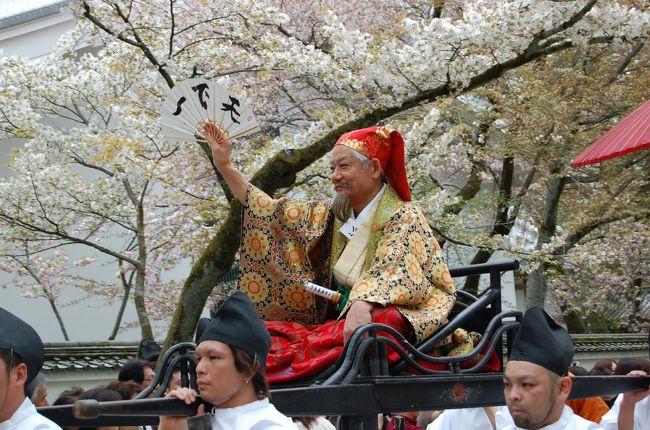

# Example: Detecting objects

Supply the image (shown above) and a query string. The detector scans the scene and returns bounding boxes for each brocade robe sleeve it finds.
[238,185,334,324]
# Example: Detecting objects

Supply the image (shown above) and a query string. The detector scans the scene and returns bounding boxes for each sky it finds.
[0,0,64,20]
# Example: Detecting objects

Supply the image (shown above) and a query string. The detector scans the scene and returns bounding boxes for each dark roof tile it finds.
[43,341,138,372]
[571,333,648,353]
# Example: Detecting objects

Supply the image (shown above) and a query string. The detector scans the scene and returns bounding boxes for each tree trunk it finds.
[525,262,548,309]
[462,249,494,296]
[19,251,71,341]
[525,172,566,308]
[563,309,586,333]
[134,201,154,340]
[463,156,514,295]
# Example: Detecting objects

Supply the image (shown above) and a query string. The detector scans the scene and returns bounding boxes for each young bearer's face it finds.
[195,340,250,408]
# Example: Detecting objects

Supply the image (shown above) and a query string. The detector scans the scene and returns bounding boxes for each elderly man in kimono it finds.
[203,124,456,383]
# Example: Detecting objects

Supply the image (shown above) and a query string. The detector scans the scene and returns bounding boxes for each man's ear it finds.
[12,363,28,388]
[244,361,260,384]
[251,358,261,378]
[557,376,572,402]
[370,158,382,178]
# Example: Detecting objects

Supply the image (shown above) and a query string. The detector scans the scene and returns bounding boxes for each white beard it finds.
[332,194,352,222]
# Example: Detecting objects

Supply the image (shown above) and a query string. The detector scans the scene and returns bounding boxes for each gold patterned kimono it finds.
[238,184,456,342]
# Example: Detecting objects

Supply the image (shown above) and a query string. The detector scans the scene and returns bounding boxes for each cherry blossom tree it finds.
[488,47,650,328]
[0,43,217,339]
[1,0,648,345]
[551,221,649,332]
[0,235,96,340]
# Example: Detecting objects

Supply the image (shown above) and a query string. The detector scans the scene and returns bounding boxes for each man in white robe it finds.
[494,308,603,430]
[159,293,296,430]
[427,407,500,430]
[0,307,61,430]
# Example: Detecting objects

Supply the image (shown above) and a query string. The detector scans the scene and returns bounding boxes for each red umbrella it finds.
[571,99,650,167]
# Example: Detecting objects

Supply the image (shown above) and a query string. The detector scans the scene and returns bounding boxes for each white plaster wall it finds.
[0,12,75,58]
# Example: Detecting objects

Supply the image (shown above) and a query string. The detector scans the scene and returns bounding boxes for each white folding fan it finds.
[160,78,260,143]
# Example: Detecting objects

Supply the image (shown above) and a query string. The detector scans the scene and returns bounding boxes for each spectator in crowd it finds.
[164,369,182,395]
[77,386,123,430]
[494,307,603,429]
[106,380,143,400]
[25,371,50,407]
[591,359,618,376]
[102,382,153,430]
[570,366,590,376]
[118,359,156,389]
[52,386,85,406]
[112,380,155,430]
[566,394,610,424]
[613,359,650,378]
[590,359,620,408]
[159,292,296,429]
[0,307,61,429]
[52,386,85,430]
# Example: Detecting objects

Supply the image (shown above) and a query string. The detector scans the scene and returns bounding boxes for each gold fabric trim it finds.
[375,126,395,140]
[337,132,390,158]
[336,138,371,158]
[364,185,403,269]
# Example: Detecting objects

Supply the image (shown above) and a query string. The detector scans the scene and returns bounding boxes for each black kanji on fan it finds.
[221,95,241,124]
[192,83,210,110]
[172,97,186,116]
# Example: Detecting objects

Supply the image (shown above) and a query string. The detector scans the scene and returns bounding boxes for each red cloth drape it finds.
[265,305,410,383]
[265,306,500,384]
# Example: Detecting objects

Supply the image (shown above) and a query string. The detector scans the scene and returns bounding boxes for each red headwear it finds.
[334,126,411,201]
